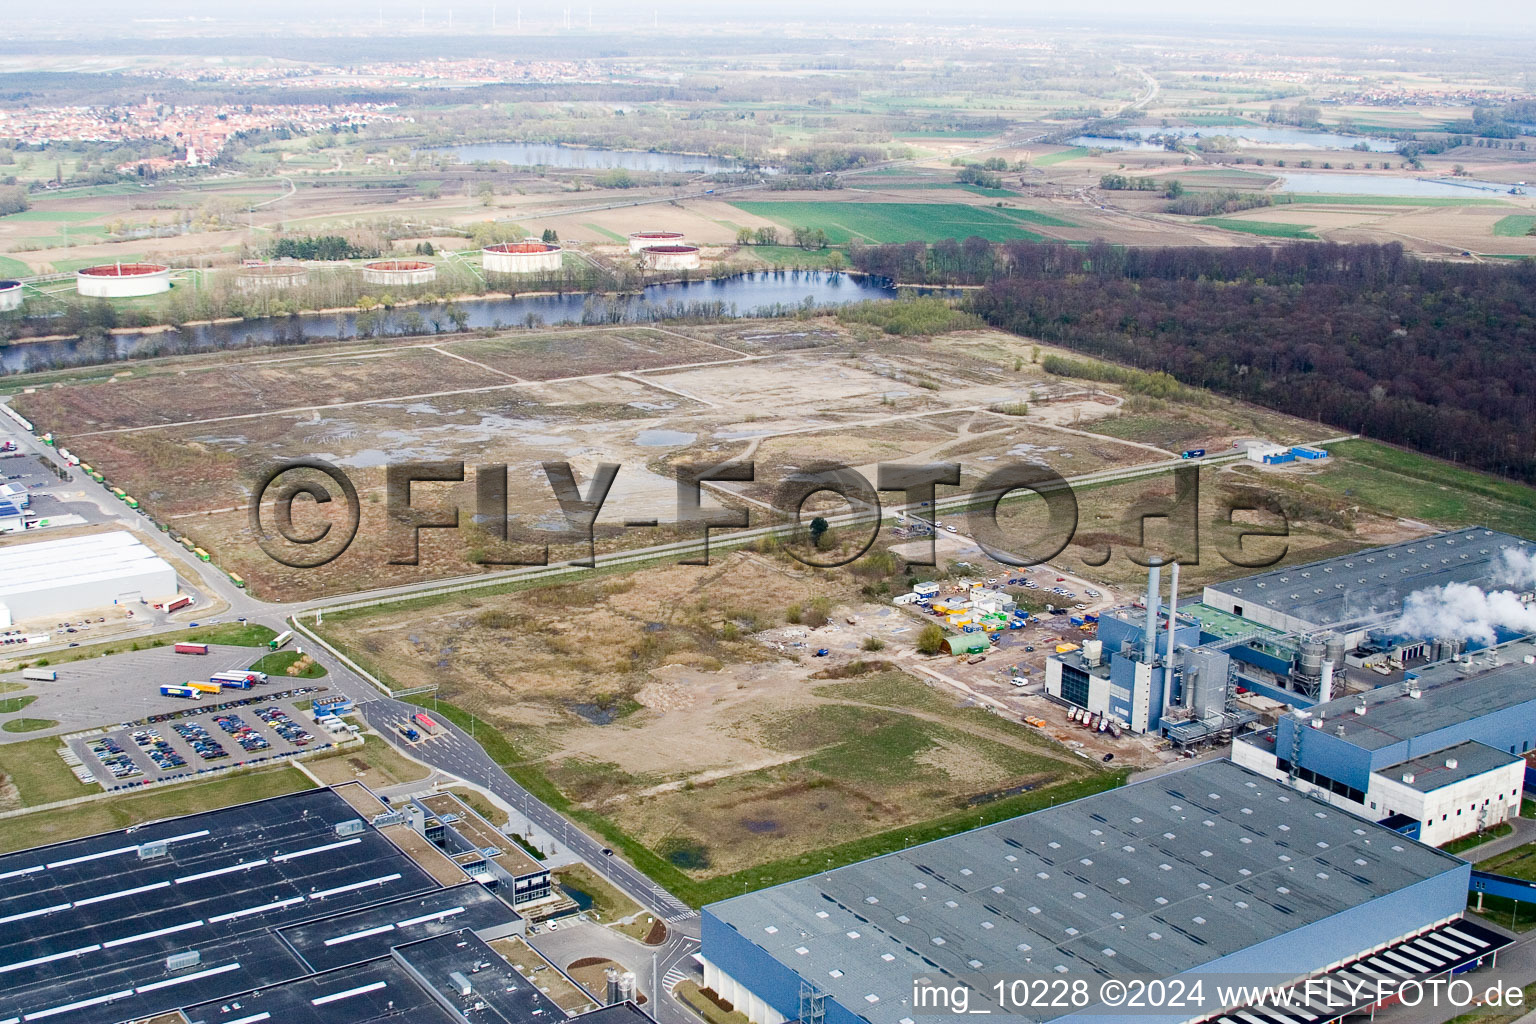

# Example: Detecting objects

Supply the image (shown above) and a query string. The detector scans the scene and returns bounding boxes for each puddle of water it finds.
[635,429,697,447]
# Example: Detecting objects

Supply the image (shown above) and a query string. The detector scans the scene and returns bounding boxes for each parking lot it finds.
[70,689,337,786]
[0,451,110,530]
[0,642,343,739]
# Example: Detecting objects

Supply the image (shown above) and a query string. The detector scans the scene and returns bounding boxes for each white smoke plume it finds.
[1394,581,1536,645]
[1501,547,1536,589]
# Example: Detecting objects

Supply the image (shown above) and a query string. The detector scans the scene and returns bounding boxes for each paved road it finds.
[528,918,702,1024]
[355,694,699,926]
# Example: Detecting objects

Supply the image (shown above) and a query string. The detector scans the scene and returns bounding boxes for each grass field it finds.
[1199,218,1318,239]
[1,718,58,733]
[0,695,37,715]
[249,649,328,678]
[1494,214,1536,237]
[0,255,33,277]
[306,734,429,788]
[11,622,278,670]
[0,765,314,853]
[1,210,100,222]
[582,223,628,243]
[731,201,1052,243]
[1032,147,1088,166]
[1311,439,1536,539]
[0,736,89,809]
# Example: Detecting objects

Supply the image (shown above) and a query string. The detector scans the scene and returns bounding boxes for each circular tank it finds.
[236,263,309,294]
[1322,632,1346,670]
[361,260,437,287]
[76,262,172,298]
[0,280,21,312]
[628,230,686,254]
[1296,637,1326,679]
[481,241,563,274]
[641,244,701,271]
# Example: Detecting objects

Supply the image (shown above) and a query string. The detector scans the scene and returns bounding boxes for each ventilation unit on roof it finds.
[167,950,201,971]
[372,810,405,827]
[1402,772,1416,784]
[335,818,365,837]
[1446,758,1459,770]
[137,840,169,860]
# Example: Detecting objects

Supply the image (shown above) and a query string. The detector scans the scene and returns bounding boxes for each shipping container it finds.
[174,642,210,655]
[188,681,222,694]
[22,668,57,682]
[269,630,294,651]
[160,685,200,699]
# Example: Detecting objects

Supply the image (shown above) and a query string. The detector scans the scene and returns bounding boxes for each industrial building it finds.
[1045,528,1536,747]
[0,785,649,1024]
[1233,636,1536,843]
[0,529,177,622]
[700,759,1507,1024]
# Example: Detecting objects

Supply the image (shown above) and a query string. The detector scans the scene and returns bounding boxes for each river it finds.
[422,141,747,174]
[2,271,926,373]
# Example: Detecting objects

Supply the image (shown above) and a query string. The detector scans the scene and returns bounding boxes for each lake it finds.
[1071,125,1398,153]
[1272,173,1520,197]
[4,272,931,373]
[424,141,745,173]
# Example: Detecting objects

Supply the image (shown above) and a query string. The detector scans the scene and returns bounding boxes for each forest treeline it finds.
[968,242,1536,482]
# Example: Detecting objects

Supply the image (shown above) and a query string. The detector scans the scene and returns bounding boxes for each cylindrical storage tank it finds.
[360,260,437,287]
[641,244,701,271]
[1296,637,1325,679]
[1322,631,1346,670]
[628,230,686,254]
[0,280,22,312]
[236,263,309,294]
[482,242,563,274]
[76,263,171,298]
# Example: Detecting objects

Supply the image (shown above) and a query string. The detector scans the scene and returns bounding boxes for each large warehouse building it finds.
[701,759,1508,1024]
[0,785,654,1024]
[0,530,177,623]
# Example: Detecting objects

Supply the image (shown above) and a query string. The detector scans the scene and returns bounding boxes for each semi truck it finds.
[188,681,222,694]
[412,712,439,735]
[174,642,210,655]
[161,685,201,699]
[22,668,57,682]
[269,630,294,651]
[397,723,421,742]
[211,672,256,689]
[166,596,192,613]
[228,573,246,589]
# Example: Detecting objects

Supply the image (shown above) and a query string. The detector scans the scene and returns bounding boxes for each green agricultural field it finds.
[1032,147,1088,166]
[731,201,1056,243]
[0,255,33,278]
[582,223,628,243]
[1198,218,1318,239]
[1,210,101,222]
[1310,439,1536,539]
[1494,215,1536,237]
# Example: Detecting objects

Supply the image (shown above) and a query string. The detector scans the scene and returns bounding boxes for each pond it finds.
[1071,125,1398,153]
[1272,173,1520,197]
[422,141,747,173]
[4,272,941,373]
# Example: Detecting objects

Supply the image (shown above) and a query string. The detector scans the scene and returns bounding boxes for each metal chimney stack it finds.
[1144,557,1162,661]
[1164,561,1180,711]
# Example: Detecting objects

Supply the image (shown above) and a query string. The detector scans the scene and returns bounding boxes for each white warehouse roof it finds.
[0,530,178,621]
